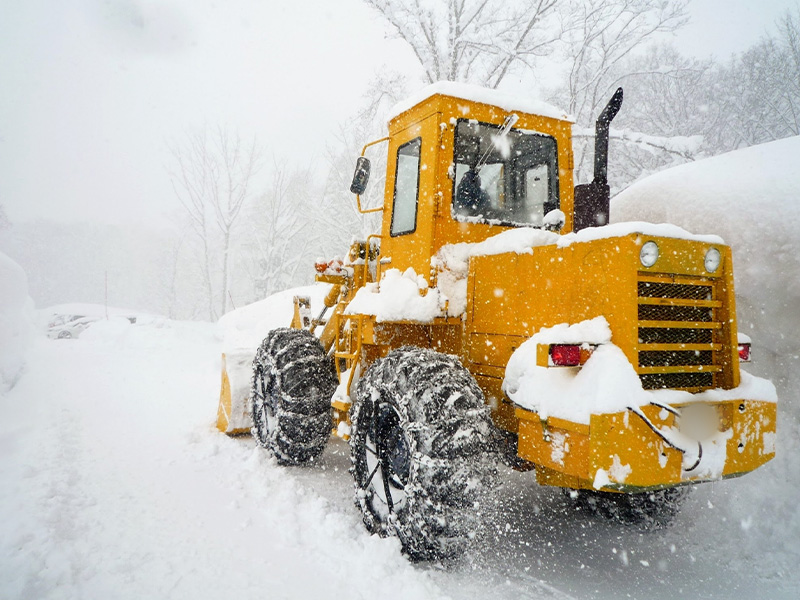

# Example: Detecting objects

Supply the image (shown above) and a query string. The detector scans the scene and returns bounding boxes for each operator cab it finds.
[351,82,576,282]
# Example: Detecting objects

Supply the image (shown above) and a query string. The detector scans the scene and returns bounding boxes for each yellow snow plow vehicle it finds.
[217,82,777,561]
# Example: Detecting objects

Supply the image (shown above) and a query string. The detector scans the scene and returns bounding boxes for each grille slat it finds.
[640,372,714,391]
[640,350,714,367]
[638,281,713,300]
[638,304,713,322]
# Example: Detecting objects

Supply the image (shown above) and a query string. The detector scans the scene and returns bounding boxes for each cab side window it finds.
[390,138,422,236]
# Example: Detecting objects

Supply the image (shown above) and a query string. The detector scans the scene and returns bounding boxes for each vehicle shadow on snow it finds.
[442,467,770,600]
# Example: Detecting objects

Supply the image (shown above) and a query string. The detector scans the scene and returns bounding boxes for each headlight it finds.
[705,248,721,273]
[640,241,659,267]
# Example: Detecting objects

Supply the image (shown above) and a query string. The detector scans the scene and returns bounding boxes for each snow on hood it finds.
[388,81,573,123]
[431,222,723,317]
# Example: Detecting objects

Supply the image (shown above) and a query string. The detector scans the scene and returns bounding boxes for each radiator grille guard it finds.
[637,275,723,391]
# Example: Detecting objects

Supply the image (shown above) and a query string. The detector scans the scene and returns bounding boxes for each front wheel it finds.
[350,347,498,561]
[250,328,336,466]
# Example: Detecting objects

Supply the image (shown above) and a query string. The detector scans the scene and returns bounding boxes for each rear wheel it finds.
[250,328,336,465]
[566,486,689,529]
[350,347,497,561]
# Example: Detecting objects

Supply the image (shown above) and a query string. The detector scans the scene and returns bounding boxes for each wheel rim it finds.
[363,402,410,514]
[252,366,278,445]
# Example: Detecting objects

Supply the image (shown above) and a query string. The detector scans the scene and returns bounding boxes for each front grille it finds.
[637,274,722,391]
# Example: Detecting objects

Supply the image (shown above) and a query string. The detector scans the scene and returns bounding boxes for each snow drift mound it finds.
[217,283,332,352]
[0,252,36,393]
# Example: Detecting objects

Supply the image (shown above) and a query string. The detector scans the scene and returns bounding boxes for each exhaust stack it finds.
[573,87,623,232]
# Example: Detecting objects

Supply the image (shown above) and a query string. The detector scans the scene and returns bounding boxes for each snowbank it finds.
[0,252,36,393]
[217,283,332,352]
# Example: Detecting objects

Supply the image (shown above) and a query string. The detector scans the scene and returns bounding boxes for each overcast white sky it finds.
[1,0,797,228]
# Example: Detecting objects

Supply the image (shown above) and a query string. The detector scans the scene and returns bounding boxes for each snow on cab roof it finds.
[388,81,573,123]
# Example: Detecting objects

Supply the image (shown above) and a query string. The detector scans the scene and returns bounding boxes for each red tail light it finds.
[738,343,751,362]
[550,344,582,367]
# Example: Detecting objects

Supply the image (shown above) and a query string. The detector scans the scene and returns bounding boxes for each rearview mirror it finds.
[350,157,371,195]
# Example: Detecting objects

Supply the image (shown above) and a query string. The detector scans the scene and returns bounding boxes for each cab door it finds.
[380,113,441,284]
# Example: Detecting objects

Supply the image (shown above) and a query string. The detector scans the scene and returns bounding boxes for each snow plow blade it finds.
[216,350,255,435]
[516,398,776,492]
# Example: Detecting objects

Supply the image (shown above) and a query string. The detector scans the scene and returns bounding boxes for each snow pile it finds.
[217,283,332,352]
[0,252,36,393]
[80,316,135,339]
[345,268,445,322]
[388,80,573,122]
[503,318,641,423]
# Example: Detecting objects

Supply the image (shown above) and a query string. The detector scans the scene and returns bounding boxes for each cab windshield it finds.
[452,119,559,227]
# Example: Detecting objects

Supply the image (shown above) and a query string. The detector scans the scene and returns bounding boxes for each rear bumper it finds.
[516,398,776,493]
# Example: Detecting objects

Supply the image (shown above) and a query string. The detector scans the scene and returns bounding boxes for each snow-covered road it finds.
[1,322,797,599]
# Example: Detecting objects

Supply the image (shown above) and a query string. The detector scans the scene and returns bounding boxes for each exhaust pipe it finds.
[573,87,623,232]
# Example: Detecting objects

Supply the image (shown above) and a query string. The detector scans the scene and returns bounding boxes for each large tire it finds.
[250,328,337,466]
[566,486,689,529]
[350,346,498,561]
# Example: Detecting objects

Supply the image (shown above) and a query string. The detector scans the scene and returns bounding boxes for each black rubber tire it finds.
[566,486,689,529]
[350,346,498,561]
[250,328,337,466]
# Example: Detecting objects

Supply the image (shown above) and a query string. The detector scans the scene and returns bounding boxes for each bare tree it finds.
[551,0,689,184]
[168,127,262,319]
[364,0,559,87]
[237,161,314,301]
[316,71,410,254]
[713,9,800,150]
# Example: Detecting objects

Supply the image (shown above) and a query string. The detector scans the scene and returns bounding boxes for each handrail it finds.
[366,234,384,284]
[355,137,390,215]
